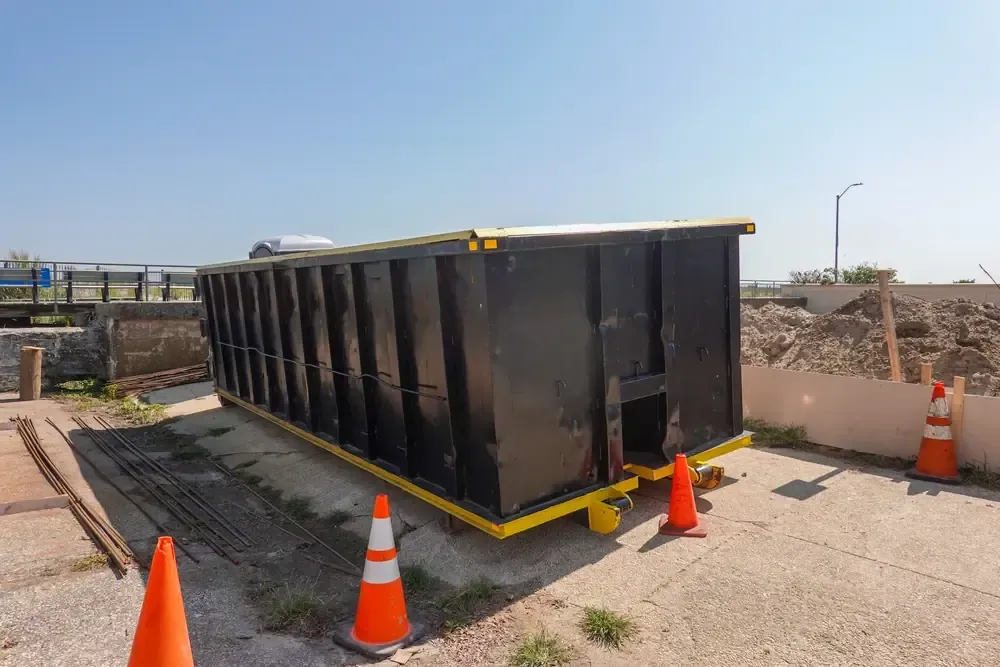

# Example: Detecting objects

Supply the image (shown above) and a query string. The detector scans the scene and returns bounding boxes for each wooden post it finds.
[952,376,966,453]
[877,270,902,382]
[19,346,43,401]
[920,362,932,386]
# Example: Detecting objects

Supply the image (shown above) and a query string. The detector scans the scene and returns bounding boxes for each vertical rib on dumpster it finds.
[224,272,254,404]
[300,265,339,441]
[241,271,269,409]
[362,260,408,475]
[725,237,744,434]
[259,269,289,418]
[201,275,228,392]
[206,274,237,393]
[275,268,312,429]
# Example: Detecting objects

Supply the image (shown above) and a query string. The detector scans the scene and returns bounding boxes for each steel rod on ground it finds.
[93,415,253,548]
[46,418,199,564]
[73,416,239,564]
[13,416,132,575]
[208,459,362,574]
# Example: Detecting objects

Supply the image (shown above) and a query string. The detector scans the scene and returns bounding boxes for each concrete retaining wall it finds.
[779,284,1000,314]
[743,365,1000,468]
[0,327,106,391]
[0,302,207,390]
[95,302,207,380]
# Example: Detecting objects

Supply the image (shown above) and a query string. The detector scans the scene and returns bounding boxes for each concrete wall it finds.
[779,283,1000,314]
[0,302,207,390]
[95,302,207,380]
[0,327,106,391]
[743,365,1000,468]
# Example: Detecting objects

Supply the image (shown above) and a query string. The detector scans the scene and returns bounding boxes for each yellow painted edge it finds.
[218,389,639,538]
[623,432,753,481]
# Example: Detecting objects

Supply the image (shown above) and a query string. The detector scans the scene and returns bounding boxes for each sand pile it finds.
[741,291,1000,396]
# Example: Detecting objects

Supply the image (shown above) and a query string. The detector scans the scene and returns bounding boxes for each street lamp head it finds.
[853,182,864,187]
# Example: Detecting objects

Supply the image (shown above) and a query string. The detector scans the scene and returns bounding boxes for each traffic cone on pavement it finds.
[127,537,194,667]
[334,494,424,659]
[658,453,708,538]
[906,382,961,484]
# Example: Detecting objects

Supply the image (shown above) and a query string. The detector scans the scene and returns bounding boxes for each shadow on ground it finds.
[57,389,747,665]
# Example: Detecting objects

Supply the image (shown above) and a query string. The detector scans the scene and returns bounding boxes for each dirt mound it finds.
[741,291,1000,396]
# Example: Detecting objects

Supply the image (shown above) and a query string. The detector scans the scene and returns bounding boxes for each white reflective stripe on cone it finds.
[362,556,401,585]
[367,517,395,551]
[923,424,953,440]
[928,398,950,418]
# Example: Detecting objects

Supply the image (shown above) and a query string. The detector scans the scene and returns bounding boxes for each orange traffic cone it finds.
[906,382,960,485]
[658,453,708,538]
[127,537,194,667]
[334,494,424,659]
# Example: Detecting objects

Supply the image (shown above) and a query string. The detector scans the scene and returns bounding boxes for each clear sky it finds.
[2,1,998,282]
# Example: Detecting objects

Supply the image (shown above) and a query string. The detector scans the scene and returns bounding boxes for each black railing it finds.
[0,260,199,305]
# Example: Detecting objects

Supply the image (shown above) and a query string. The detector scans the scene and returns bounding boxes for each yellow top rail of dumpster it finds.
[200,217,755,272]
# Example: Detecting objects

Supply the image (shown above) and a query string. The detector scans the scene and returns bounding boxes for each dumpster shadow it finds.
[62,398,752,664]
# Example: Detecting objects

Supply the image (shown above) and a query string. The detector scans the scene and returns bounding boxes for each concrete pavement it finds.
[4,383,1000,666]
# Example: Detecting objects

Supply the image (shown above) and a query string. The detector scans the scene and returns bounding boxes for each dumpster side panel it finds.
[223,272,254,405]
[258,269,289,418]
[599,243,665,475]
[394,256,458,497]
[201,275,228,392]
[662,236,737,451]
[274,268,312,428]
[240,271,269,409]
[487,247,599,516]
[299,266,340,441]
[450,254,501,515]
[361,260,408,475]
[324,265,371,455]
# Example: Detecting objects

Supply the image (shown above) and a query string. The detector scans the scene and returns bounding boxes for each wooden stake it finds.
[19,346,43,401]
[920,362,932,386]
[877,271,902,382]
[952,376,966,453]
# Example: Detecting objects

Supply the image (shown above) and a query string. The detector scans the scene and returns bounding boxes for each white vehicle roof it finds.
[250,235,335,258]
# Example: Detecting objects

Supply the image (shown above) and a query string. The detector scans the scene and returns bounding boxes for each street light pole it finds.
[834,182,863,282]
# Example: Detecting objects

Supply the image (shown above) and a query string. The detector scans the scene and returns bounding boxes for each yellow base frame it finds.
[623,431,754,481]
[217,389,639,539]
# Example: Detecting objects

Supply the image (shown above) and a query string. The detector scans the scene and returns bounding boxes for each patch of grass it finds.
[436,577,497,627]
[745,418,809,448]
[71,553,109,572]
[283,495,317,522]
[54,377,167,425]
[509,631,573,667]
[206,426,234,437]
[259,582,326,636]
[961,459,1000,490]
[401,565,440,597]
[114,398,168,425]
[579,607,635,650]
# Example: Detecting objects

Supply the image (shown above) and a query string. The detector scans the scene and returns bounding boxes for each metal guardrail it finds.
[0,260,199,305]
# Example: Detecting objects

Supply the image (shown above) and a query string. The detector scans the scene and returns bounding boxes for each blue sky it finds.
[2,1,998,282]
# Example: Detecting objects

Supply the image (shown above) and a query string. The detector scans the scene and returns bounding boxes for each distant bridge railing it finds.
[0,260,199,305]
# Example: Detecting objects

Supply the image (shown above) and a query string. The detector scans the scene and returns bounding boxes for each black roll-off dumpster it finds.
[197,218,755,537]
